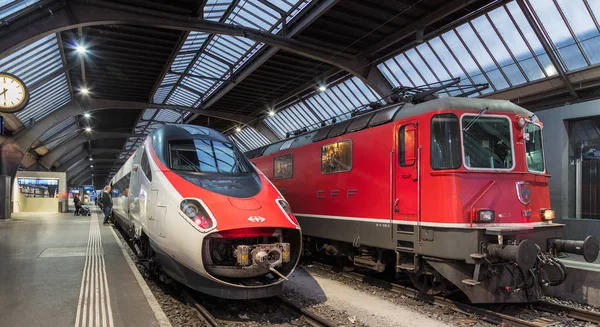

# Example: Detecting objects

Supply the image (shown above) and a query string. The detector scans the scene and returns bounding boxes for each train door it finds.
[394,122,419,220]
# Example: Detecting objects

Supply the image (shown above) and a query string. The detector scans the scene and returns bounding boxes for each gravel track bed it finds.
[300,264,489,327]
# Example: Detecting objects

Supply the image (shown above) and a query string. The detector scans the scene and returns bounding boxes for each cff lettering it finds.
[316,189,357,199]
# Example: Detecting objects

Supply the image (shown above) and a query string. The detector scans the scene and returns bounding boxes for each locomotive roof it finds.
[246,97,534,159]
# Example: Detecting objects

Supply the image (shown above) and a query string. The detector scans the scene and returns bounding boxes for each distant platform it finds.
[0,210,169,327]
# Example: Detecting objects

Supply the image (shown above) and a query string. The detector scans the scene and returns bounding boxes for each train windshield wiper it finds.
[463,107,488,132]
[174,150,201,173]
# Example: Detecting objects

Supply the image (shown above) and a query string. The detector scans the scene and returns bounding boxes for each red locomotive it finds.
[248,95,599,303]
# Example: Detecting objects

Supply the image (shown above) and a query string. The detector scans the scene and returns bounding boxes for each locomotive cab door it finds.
[394,123,419,220]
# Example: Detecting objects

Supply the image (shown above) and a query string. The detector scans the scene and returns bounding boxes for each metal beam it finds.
[360,0,479,57]
[12,98,258,154]
[186,0,341,122]
[39,132,141,169]
[516,0,578,98]
[1,0,393,98]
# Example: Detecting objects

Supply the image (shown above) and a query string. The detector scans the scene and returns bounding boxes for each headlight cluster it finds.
[541,208,555,221]
[474,209,495,223]
[180,199,215,231]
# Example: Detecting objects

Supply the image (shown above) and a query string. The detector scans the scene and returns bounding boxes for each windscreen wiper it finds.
[174,150,201,173]
[463,107,488,132]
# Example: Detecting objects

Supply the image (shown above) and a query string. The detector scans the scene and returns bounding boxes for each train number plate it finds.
[522,210,532,217]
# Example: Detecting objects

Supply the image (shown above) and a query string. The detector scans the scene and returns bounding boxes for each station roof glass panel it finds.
[0,34,71,125]
[0,0,40,21]
[377,0,599,97]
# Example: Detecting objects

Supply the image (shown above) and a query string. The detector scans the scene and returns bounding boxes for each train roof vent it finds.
[327,120,352,138]
[311,126,333,143]
[346,112,375,133]
[279,139,295,151]
[368,104,403,127]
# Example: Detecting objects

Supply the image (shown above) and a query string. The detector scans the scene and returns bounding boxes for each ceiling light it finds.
[84,113,91,118]
[89,157,93,161]
[268,110,275,116]
[318,85,327,92]
[80,88,89,95]
[90,165,94,168]
[235,126,242,132]
[85,127,92,132]
[76,45,87,54]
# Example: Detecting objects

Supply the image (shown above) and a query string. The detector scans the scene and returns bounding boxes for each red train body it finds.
[248,97,598,303]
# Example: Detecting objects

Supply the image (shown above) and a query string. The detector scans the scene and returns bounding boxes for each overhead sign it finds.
[17,178,59,185]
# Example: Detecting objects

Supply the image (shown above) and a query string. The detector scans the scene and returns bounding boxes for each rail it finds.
[180,288,221,327]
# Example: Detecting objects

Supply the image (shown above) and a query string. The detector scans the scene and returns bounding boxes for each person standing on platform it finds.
[100,186,113,226]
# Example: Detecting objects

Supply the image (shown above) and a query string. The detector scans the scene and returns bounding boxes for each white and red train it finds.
[109,124,301,299]
[248,97,599,303]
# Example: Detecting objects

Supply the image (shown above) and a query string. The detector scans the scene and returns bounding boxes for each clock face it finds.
[0,73,29,112]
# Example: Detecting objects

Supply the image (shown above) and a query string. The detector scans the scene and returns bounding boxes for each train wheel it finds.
[407,272,447,295]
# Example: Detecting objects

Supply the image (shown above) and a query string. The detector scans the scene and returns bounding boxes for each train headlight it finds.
[541,209,555,221]
[180,199,214,231]
[515,116,526,129]
[276,199,299,227]
[474,209,495,223]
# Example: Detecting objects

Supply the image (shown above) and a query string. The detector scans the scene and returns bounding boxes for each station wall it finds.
[536,98,600,240]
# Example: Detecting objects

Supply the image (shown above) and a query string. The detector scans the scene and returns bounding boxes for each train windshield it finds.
[525,123,545,172]
[168,139,252,174]
[462,115,513,169]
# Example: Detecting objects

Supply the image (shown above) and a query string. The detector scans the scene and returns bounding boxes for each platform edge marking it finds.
[109,225,173,327]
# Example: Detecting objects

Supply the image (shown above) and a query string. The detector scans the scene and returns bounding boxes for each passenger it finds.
[73,194,82,215]
[100,186,113,226]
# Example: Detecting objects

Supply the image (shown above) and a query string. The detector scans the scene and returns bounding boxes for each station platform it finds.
[0,209,170,327]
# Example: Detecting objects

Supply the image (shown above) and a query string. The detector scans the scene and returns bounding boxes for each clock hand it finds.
[0,88,6,97]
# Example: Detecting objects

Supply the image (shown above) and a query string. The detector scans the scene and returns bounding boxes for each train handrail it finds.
[430,170,550,177]
[468,180,496,228]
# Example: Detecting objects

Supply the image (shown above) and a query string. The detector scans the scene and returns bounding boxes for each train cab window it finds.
[431,114,461,169]
[321,140,352,174]
[399,124,416,166]
[168,139,252,174]
[274,153,293,179]
[525,123,545,172]
[462,115,514,170]
[140,148,152,181]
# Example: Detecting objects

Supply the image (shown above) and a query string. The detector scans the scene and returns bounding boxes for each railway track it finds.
[181,286,338,327]
[309,262,600,327]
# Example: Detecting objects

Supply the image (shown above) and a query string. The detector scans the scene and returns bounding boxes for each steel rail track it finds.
[181,288,221,327]
[276,295,339,327]
[309,262,599,327]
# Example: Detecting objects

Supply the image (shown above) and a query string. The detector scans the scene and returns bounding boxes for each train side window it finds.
[321,140,352,174]
[140,148,152,181]
[274,153,293,179]
[399,124,416,166]
[430,114,461,169]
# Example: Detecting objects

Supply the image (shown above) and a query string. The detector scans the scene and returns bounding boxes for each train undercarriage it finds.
[303,224,599,303]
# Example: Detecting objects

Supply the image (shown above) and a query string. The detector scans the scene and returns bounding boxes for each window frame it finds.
[398,123,417,167]
[140,147,153,181]
[273,153,293,179]
[524,122,546,173]
[430,113,462,170]
[320,139,353,174]
[459,113,516,171]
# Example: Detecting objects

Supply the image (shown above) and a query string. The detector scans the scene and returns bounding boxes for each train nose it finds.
[552,236,599,263]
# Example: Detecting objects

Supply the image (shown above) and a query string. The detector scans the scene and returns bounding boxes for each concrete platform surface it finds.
[0,209,169,327]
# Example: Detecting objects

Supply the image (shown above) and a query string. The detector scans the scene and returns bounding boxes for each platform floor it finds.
[0,209,169,327]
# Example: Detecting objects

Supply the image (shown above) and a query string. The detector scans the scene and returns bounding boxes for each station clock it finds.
[0,72,29,113]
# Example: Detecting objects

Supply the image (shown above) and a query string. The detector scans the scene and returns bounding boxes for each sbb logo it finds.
[248,216,266,223]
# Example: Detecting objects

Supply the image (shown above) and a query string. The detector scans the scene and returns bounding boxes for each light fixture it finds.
[268,110,275,116]
[80,88,89,95]
[84,112,91,118]
[89,157,93,161]
[318,85,327,92]
[235,126,242,132]
[85,127,92,132]
[90,165,94,168]
[76,45,87,54]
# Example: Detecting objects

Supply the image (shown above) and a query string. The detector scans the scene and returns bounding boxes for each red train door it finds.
[394,122,419,221]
